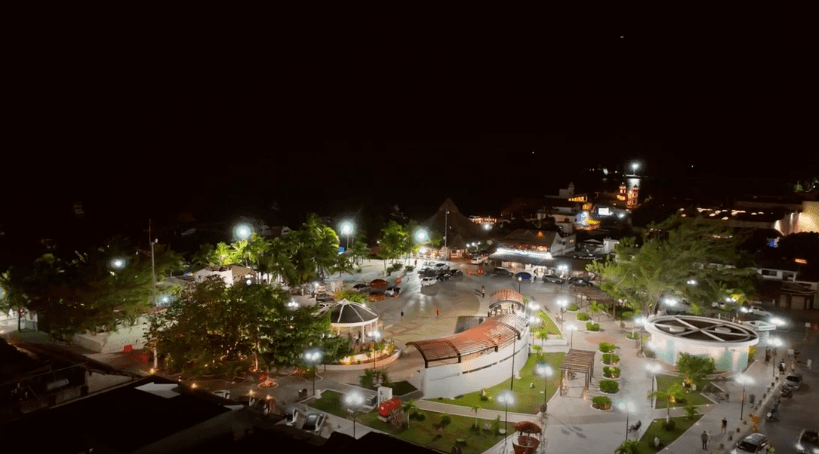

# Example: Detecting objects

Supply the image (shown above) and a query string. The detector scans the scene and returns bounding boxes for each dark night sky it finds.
[5,6,817,256]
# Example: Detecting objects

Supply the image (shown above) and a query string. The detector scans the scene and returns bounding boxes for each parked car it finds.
[433,263,450,271]
[236,395,271,416]
[284,407,300,426]
[212,390,230,400]
[302,412,326,435]
[493,267,513,276]
[448,269,463,277]
[796,429,819,454]
[784,374,803,391]
[470,256,486,265]
[742,305,772,317]
[352,284,370,292]
[315,293,335,303]
[385,286,401,297]
[568,276,591,287]
[436,271,451,281]
[514,271,533,281]
[732,433,769,454]
[421,276,437,286]
[542,275,565,285]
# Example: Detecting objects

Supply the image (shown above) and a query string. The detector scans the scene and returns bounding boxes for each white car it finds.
[302,412,326,435]
[744,320,776,332]
[421,276,437,286]
[742,305,772,317]
[470,256,486,265]
[212,390,230,400]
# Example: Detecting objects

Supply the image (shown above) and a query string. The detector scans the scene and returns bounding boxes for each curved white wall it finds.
[420,331,530,399]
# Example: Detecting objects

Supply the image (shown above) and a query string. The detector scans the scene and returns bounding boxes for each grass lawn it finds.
[358,408,507,454]
[635,415,703,453]
[654,375,713,408]
[435,353,564,413]
[540,313,560,335]
[308,389,349,418]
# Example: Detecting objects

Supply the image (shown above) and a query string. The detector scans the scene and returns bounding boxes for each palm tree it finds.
[536,329,548,350]
[588,301,606,322]
[614,440,639,454]
[471,404,481,429]
[401,400,419,427]
[649,382,685,422]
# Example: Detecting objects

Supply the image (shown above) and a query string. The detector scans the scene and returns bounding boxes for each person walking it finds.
[400,310,404,319]
[721,417,727,434]
[701,431,708,449]
[807,358,812,370]
[481,286,485,298]
[436,308,439,318]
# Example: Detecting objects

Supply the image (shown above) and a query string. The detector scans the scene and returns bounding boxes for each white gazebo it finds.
[644,315,759,374]
[328,300,380,343]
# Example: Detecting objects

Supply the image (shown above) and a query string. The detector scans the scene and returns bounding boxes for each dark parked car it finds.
[302,412,326,435]
[734,433,769,453]
[385,286,401,297]
[436,272,451,281]
[448,269,463,277]
[542,275,565,285]
[568,277,591,287]
[352,284,370,292]
[284,407,300,426]
[514,272,533,281]
[796,429,819,454]
[784,374,803,391]
[493,267,513,276]
[236,395,271,416]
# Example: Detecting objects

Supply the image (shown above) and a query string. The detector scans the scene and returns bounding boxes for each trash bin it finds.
[749,394,755,405]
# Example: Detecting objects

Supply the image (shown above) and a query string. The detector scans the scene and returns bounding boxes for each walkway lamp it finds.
[340,222,353,250]
[234,224,252,240]
[371,330,381,370]
[646,363,661,396]
[769,337,783,378]
[618,400,635,441]
[303,348,323,396]
[736,374,754,420]
[558,298,568,330]
[536,363,554,405]
[497,390,514,452]
[344,391,364,439]
[566,324,578,349]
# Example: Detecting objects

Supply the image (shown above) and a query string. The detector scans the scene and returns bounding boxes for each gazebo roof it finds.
[407,314,526,368]
[329,300,379,325]
[559,349,596,372]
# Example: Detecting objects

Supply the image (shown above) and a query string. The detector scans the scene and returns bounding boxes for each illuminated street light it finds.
[634,316,646,353]
[646,363,661,396]
[536,363,554,405]
[686,278,698,286]
[566,324,578,349]
[618,400,636,441]
[497,390,514,451]
[558,298,568,330]
[415,229,428,242]
[344,391,365,439]
[110,258,125,269]
[769,317,786,327]
[371,330,381,370]
[234,224,252,240]
[736,374,754,420]
[340,222,353,250]
[303,348,323,396]
[517,276,522,293]
[631,162,640,174]
[287,300,299,310]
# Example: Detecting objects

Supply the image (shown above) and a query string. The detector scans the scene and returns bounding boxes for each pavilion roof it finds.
[559,349,596,372]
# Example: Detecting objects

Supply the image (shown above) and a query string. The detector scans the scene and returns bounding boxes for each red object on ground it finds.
[370,279,389,288]
[378,397,402,416]
[123,345,133,353]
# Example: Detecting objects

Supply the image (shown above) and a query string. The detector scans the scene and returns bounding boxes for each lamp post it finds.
[303,348,323,396]
[736,374,753,420]
[634,316,646,354]
[234,224,252,240]
[498,390,514,452]
[769,337,782,378]
[618,400,635,441]
[371,330,381,370]
[631,162,640,175]
[110,258,125,269]
[340,222,353,251]
[344,391,364,439]
[558,298,568,330]
[566,324,577,349]
[646,363,661,397]
[536,363,554,405]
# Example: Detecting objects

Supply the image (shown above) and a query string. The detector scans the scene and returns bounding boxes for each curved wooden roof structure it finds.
[490,289,524,306]
[407,314,527,368]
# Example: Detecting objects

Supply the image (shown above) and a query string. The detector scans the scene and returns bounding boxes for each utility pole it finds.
[444,201,449,261]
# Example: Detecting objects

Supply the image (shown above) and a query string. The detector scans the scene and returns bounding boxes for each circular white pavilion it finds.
[644,315,759,374]
[328,300,380,342]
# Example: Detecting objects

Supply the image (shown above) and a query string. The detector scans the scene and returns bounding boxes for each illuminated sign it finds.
[795,258,807,264]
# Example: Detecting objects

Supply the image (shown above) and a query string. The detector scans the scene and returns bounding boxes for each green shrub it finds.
[393,263,403,272]
[663,419,676,431]
[411,411,425,421]
[599,380,619,394]
[586,322,600,331]
[491,415,501,434]
[577,312,590,321]
[625,331,640,340]
[440,413,451,427]
[405,266,415,272]
[567,303,579,311]
[684,401,700,420]
[592,396,612,410]
[602,353,620,365]
[603,366,621,378]
[599,342,616,353]
[480,389,489,401]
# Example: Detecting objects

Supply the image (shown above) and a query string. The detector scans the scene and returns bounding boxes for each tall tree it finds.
[278,214,345,288]
[649,383,685,423]
[675,353,716,387]
[377,220,409,273]
[588,214,756,316]
[0,268,29,331]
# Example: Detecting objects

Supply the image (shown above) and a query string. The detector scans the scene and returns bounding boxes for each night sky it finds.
[6,8,816,259]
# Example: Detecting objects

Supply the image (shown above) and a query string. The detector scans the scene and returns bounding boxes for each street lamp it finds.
[769,337,783,378]
[736,374,754,420]
[618,400,635,441]
[517,276,522,293]
[566,324,578,349]
[631,162,640,175]
[634,316,646,354]
[234,224,252,240]
[558,298,568,330]
[497,390,514,451]
[371,330,381,370]
[303,348,323,396]
[646,363,661,396]
[340,222,353,251]
[536,363,554,405]
[110,258,125,269]
[686,278,698,286]
[344,391,364,439]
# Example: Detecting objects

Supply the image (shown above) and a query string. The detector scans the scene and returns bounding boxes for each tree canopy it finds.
[587,214,756,315]
[675,353,716,386]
